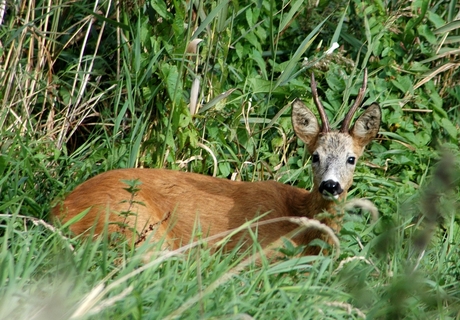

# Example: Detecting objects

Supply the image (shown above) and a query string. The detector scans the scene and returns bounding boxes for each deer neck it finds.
[297,186,348,221]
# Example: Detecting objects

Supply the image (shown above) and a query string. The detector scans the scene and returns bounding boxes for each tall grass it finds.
[0,0,459,318]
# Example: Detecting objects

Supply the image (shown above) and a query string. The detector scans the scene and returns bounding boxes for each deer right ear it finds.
[292,99,320,151]
[350,103,381,148]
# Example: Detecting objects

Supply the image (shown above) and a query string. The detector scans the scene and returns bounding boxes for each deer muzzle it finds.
[319,179,344,199]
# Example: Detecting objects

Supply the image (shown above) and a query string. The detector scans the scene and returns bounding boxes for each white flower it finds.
[325,42,339,55]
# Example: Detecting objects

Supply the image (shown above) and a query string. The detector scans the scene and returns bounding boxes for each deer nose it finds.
[319,180,344,197]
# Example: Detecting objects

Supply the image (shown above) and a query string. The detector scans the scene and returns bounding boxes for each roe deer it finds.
[52,70,381,256]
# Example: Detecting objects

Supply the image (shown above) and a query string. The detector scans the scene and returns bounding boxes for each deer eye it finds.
[312,154,320,163]
[347,156,356,165]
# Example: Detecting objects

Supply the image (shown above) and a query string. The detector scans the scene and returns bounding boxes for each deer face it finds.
[291,71,381,199]
[310,133,357,198]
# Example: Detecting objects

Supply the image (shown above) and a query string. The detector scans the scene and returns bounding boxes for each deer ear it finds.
[292,99,320,152]
[350,103,381,148]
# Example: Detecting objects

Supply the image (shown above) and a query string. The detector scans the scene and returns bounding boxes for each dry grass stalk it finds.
[334,256,380,275]
[0,214,74,251]
[323,301,366,319]
[342,198,379,223]
[73,214,339,317]
[71,286,134,318]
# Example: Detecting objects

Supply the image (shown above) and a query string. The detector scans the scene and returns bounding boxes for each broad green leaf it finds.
[150,0,173,20]
[178,112,191,128]
[440,118,459,140]
[218,162,231,177]
[427,10,446,28]
[250,49,267,79]
[391,75,413,94]
[248,78,286,94]
[405,0,428,32]
[160,64,182,105]
[417,24,437,44]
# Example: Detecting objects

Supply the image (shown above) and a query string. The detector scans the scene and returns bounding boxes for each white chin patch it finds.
[321,193,339,200]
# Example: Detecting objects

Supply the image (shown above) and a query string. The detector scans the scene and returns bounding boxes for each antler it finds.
[340,69,368,133]
[310,72,331,133]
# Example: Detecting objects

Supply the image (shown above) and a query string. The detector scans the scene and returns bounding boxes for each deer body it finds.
[52,71,381,256]
[58,168,338,253]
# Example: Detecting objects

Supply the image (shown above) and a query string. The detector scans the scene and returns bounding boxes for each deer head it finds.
[292,70,381,199]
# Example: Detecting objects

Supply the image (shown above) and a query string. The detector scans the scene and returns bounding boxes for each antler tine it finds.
[310,72,331,133]
[340,69,368,133]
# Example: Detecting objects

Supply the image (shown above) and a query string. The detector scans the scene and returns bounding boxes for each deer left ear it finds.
[350,103,381,148]
[292,99,321,153]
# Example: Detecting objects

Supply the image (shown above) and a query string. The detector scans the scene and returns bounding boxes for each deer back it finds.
[53,168,320,250]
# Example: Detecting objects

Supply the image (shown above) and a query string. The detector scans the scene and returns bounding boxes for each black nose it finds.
[319,180,343,196]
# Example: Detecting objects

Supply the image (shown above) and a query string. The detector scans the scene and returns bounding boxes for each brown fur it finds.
[52,168,339,254]
[52,98,381,257]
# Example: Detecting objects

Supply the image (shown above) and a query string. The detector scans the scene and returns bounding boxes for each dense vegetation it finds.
[0,0,459,318]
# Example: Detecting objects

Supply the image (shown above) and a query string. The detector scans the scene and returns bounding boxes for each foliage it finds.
[0,0,459,318]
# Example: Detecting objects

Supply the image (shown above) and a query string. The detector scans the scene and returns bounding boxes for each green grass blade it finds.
[274,16,329,88]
